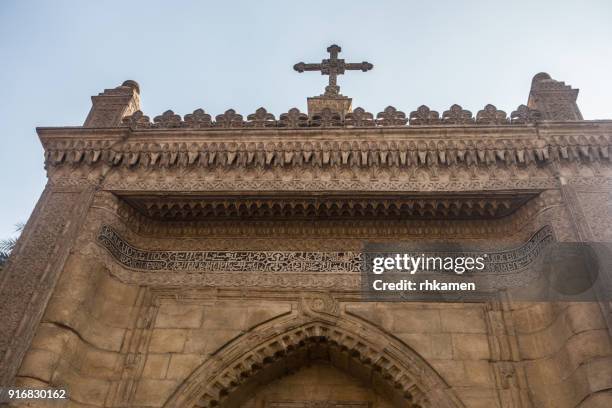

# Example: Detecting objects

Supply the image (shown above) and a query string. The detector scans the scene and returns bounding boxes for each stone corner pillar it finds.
[0,184,96,387]
[527,72,583,120]
[83,80,141,127]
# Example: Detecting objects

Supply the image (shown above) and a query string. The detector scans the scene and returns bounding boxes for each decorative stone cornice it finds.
[39,125,612,171]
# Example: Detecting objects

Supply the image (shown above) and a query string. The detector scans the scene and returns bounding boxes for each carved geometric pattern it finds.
[409,105,441,125]
[476,104,509,125]
[345,107,374,127]
[247,107,276,128]
[442,104,474,124]
[376,106,407,126]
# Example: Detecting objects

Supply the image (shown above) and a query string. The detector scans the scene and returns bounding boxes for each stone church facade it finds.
[0,48,611,407]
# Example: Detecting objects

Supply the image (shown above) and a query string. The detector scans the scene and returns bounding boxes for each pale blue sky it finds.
[1,0,611,239]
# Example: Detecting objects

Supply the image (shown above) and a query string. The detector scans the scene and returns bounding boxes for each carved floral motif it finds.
[118,102,576,129]
[345,107,374,127]
[183,109,212,128]
[510,105,542,124]
[376,106,407,126]
[121,110,151,129]
[278,108,309,128]
[476,104,509,125]
[247,107,276,128]
[215,109,244,128]
[409,105,441,125]
[153,110,182,128]
[442,104,474,124]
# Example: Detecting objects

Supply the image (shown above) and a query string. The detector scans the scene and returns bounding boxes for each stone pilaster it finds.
[0,184,96,386]
[527,72,582,120]
[83,80,141,127]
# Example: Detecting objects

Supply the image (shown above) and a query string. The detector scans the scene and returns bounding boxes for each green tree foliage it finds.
[0,223,24,271]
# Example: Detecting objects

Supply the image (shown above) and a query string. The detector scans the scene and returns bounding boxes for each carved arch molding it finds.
[162,312,464,408]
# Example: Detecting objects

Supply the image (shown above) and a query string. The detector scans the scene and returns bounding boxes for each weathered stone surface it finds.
[148,329,188,354]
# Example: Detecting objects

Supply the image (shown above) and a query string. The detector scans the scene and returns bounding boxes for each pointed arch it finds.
[163,313,464,408]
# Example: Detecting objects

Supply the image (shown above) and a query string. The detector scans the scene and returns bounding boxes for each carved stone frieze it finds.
[40,131,612,174]
[97,225,362,274]
[95,224,554,291]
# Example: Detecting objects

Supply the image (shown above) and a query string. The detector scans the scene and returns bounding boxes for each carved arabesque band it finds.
[95,224,556,294]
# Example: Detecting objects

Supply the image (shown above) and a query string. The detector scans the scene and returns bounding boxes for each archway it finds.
[163,310,464,408]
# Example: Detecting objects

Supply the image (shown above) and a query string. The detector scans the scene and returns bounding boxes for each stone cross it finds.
[294,44,373,97]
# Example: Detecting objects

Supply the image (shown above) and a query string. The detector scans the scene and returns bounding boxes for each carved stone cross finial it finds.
[294,44,373,97]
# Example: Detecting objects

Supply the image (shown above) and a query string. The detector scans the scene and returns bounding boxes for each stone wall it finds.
[8,185,611,407]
